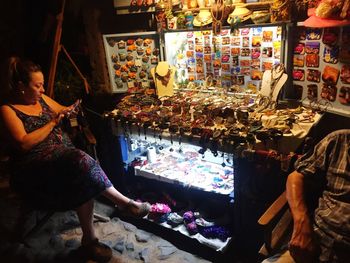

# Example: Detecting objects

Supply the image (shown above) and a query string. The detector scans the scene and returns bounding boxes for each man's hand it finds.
[289,215,316,263]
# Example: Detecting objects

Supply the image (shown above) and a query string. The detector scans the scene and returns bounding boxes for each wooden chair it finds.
[257,190,292,258]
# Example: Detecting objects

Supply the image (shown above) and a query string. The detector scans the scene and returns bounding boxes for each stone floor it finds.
[0,171,261,263]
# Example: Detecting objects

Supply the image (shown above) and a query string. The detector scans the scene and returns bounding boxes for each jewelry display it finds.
[155,64,173,86]
[210,0,224,35]
[269,63,285,98]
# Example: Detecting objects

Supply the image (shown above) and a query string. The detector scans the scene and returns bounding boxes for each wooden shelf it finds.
[175,1,273,13]
[114,1,274,15]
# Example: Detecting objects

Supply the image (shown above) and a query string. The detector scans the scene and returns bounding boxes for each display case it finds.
[115,131,235,251]
[104,87,321,252]
[292,26,350,117]
[103,31,161,93]
[163,24,286,92]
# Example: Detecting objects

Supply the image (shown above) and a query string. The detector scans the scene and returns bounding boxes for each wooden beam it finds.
[46,0,66,98]
[61,45,90,94]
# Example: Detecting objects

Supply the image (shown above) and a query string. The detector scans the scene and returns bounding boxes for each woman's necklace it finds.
[155,65,172,86]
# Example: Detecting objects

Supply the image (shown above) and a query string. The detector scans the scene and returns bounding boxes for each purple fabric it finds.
[150,203,171,214]
[183,211,195,224]
[185,221,198,235]
[199,226,230,241]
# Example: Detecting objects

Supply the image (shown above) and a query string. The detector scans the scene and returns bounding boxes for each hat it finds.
[227,4,252,24]
[303,0,350,28]
[193,10,213,27]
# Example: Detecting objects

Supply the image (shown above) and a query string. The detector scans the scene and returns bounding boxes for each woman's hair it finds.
[8,57,42,88]
[0,57,42,104]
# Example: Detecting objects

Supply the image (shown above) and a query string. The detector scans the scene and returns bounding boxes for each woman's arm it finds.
[0,105,63,152]
[42,94,67,114]
[286,171,316,263]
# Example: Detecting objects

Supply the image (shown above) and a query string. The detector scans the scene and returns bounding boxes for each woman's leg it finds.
[101,186,150,217]
[76,199,113,261]
[101,186,130,207]
[76,199,97,245]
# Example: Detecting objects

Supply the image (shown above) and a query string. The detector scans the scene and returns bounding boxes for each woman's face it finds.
[23,71,45,104]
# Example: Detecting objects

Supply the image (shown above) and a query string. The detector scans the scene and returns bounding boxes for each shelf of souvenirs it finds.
[115,1,274,15]
[162,21,287,32]
[172,1,274,13]
[173,85,258,97]
[105,90,322,154]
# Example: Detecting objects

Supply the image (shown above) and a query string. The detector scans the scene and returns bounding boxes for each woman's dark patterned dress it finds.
[9,98,112,211]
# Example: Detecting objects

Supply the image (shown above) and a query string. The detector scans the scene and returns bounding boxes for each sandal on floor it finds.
[119,199,151,218]
[78,239,112,263]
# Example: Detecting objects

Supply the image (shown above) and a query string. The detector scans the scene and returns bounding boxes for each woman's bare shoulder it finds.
[0,105,17,123]
[0,104,12,113]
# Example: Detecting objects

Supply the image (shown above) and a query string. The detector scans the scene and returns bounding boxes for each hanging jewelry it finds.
[211,0,224,35]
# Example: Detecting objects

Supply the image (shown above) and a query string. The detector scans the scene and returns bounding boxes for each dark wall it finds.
[0,0,154,85]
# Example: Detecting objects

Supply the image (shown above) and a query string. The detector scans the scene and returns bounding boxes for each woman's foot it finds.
[119,199,151,218]
[79,239,112,262]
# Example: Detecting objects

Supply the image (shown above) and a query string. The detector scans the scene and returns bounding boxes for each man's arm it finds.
[286,170,316,263]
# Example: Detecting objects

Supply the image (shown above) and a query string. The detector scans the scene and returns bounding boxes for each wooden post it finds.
[61,45,90,94]
[46,0,66,98]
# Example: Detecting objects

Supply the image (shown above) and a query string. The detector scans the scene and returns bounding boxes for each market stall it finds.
[100,0,348,255]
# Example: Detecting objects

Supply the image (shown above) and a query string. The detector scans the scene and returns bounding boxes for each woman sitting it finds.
[0,57,150,262]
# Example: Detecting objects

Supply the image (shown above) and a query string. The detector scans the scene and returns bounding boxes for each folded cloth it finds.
[167,212,183,227]
[199,226,231,241]
[183,211,196,224]
[150,203,172,214]
[184,221,198,235]
[195,217,215,227]
[148,203,172,223]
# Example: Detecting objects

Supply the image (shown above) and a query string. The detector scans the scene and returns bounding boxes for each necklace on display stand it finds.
[211,0,224,35]
[155,64,172,86]
[269,63,285,98]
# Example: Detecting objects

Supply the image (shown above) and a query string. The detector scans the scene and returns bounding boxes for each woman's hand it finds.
[60,99,81,117]
[52,112,65,126]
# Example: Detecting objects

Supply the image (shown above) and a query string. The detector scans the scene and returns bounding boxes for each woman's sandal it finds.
[119,199,151,218]
[78,239,112,263]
